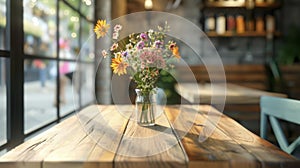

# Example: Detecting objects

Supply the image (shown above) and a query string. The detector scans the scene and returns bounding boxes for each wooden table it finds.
[175,83,288,123]
[175,83,287,104]
[0,105,298,168]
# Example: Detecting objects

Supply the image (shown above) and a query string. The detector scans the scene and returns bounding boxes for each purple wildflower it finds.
[140,33,148,40]
[137,41,145,49]
[122,51,128,57]
[154,40,163,48]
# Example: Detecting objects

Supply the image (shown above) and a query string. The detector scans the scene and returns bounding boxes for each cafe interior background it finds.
[0,0,300,158]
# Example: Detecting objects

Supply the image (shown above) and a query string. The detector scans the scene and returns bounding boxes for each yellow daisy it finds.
[94,20,110,39]
[111,56,128,76]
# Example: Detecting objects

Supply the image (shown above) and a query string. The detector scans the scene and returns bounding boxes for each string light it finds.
[144,0,153,10]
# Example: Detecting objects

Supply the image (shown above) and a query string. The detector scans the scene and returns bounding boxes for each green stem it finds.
[140,102,148,123]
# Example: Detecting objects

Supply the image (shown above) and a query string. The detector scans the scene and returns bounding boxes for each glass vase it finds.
[135,89,156,126]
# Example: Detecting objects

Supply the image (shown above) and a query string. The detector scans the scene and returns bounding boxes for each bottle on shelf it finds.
[201,0,280,37]
[236,15,245,33]
[227,14,236,33]
[266,14,275,33]
[255,15,264,32]
[216,13,226,34]
[205,13,216,32]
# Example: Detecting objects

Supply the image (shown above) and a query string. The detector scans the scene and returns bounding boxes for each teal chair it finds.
[260,96,300,154]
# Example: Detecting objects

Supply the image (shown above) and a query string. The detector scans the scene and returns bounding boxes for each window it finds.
[0,0,6,50]
[81,19,94,62]
[80,0,94,21]
[79,18,94,106]
[1,0,95,151]
[65,0,79,9]
[59,2,79,60]
[23,0,59,135]
[23,0,57,57]
[59,60,78,116]
[79,62,94,106]
[0,58,7,146]
[0,0,7,148]
[22,0,95,135]
[24,59,57,133]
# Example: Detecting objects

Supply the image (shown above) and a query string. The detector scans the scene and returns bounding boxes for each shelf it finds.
[255,2,281,9]
[204,1,245,8]
[203,1,281,9]
[205,31,281,37]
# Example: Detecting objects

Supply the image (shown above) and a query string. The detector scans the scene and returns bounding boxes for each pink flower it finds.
[154,40,163,48]
[139,49,166,69]
[114,24,122,32]
[110,43,118,51]
[137,41,145,49]
[112,32,119,40]
[101,50,108,58]
[140,33,148,40]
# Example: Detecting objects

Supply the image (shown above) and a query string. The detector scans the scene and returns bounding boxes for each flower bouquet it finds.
[94,19,180,126]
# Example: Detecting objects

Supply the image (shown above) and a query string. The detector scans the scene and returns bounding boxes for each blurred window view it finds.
[59,1,79,60]
[65,0,79,9]
[24,59,57,133]
[59,61,78,116]
[81,19,94,62]
[0,0,7,146]
[23,0,57,57]
[21,0,95,135]
[0,0,6,50]
[80,63,94,106]
[0,58,7,145]
[80,0,94,21]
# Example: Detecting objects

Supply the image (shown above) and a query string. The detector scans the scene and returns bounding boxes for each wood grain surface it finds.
[0,105,298,168]
[175,83,287,104]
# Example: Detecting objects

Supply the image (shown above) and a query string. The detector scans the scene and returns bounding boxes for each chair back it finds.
[260,96,300,154]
